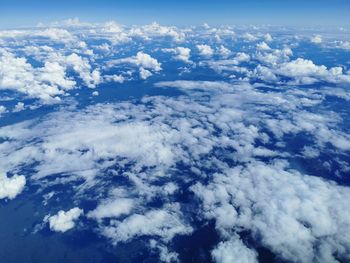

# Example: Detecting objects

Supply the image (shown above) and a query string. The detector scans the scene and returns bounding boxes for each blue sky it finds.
[0,0,349,28]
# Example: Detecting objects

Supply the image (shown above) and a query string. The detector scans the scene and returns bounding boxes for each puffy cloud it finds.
[107,52,162,78]
[0,172,26,200]
[88,198,134,220]
[101,204,192,244]
[264,33,273,42]
[192,161,350,263]
[255,57,350,85]
[242,32,257,41]
[130,22,185,42]
[197,44,214,57]
[162,47,192,63]
[0,49,74,102]
[0,105,6,115]
[13,102,25,112]
[63,53,101,88]
[276,58,350,84]
[139,67,153,79]
[218,45,231,58]
[310,34,322,44]
[199,52,250,73]
[46,207,83,233]
[212,238,258,263]
[256,41,271,50]
[104,74,125,83]
[34,28,75,43]
[0,48,103,101]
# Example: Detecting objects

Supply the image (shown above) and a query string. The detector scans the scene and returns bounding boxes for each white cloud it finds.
[47,207,83,233]
[0,49,74,102]
[192,160,350,263]
[88,198,134,220]
[13,102,25,112]
[0,105,6,115]
[130,22,185,42]
[139,67,153,79]
[264,33,273,42]
[256,41,271,50]
[162,47,192,63]
[107,51,162,74]
[102,204,192,244]
[218,45,231,58]
[310,35,322,44]
[212,237,258,263]
[104,74,125,83]
[242,32,257,41]
[197,44,214,57]
[0,172,26,200]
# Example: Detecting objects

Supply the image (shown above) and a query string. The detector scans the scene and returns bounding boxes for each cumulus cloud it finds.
[46,207,83,233]
[218,45,231,58]
[107,52,162,79]
[197,44,214,57]
[192,160,350,263]
[0,172,26,200]
[212,237,258,263]
[88,198,134,220]
[310,34,322,44]
[162,47,192,63]
[130,22,185,42]
[101,204,192,244]
[139,67,153,79]
[256,41,271,50]
[13,102,25,112]
[0,49,74,102]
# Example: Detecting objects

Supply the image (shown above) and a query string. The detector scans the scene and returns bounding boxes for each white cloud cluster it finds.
[310,34,322,44]
[107,51,162,79]
[212,237,258,263]
[88,198,134,220]
[102,204,192,244]
[130,22,185,42]
[0,48,102,102]
[162,47,192,63]
[46,207,83,233]
[192,160,350,263]
[0,49,74,102]
[197,44,214,57]
[0,172,26,200]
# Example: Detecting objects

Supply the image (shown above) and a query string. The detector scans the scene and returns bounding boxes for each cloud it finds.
[242,32,257,41]
[0,49,74,102]
[218,45,231,58]
[107,52,162,78]
[1,21,350,261]
[197,44,214,57]
[310,35,322,44]
[46,207,83,233]
[101,204,192,244]
[13,102,25,112]
[130,22,185,42]
[0,172,26,200]
[192,160,350,263]
[212,237,258,263]
[256,41,271,50]
[88,198,134,220]
[139,67,153,79]
[162,47,192,63]
[264,33,273,42]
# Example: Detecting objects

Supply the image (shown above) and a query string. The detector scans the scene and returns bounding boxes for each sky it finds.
[0,0,349,28]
